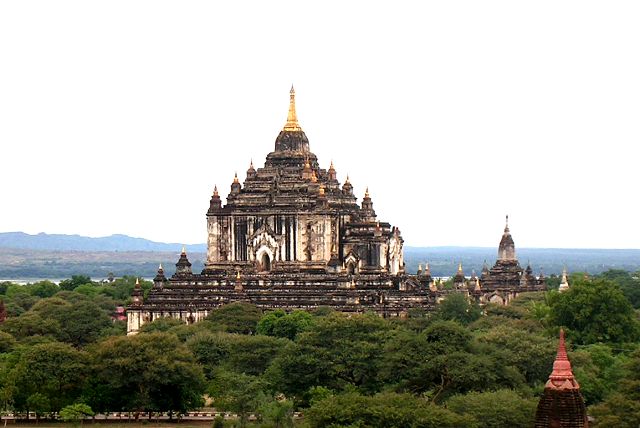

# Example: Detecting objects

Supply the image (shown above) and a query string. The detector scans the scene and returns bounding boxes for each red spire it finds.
[546,329,580,390]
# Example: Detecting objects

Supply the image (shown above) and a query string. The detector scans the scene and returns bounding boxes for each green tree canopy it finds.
[205,302,262,334]
[257,309,315,340]
[446,389,537,428]
[435,293,481,325]
[8,342,89,413]
[59,275,93,291]
[548,278,640,344]
[87,332,205,414]
[305,391,475,428]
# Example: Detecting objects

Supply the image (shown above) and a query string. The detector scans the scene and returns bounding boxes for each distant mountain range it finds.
[0,232,206,253]
[0,232,638,280]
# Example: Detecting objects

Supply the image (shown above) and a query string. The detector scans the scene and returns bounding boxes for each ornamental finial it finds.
[283,85,301,131]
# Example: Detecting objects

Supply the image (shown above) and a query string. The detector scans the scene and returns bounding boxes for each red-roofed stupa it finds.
[534,329,589,427]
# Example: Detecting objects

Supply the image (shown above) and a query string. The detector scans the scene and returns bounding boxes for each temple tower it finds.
[559,267,570,292]
[498,215,516,261]
[534,329,588,427]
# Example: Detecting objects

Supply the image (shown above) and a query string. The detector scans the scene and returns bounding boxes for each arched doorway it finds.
[346,262,356,275]
[261,252,271,272]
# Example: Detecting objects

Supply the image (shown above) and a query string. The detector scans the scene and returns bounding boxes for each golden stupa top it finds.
[283,86,302,131]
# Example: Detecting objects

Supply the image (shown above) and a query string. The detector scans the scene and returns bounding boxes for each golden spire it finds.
[458,262,463,273]
[365,187,370,198]
[159,263,163,270]
[283,85,302,131]
[329,160,335,170]
[213,185,219,196]
[233,172,239,184]
[181,245,186,254]
[250,159,254,169]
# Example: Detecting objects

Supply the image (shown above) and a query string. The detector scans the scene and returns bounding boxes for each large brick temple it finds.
[127,88,545,334]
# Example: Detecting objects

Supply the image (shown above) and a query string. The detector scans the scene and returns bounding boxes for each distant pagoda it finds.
[477,215,545,304]
[534,329,589,427]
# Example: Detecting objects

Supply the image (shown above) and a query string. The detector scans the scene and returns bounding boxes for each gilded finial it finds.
[213,185,219,197]
[345,174,350,184]
[505,214,510,232]
[250,159,254,169]
[159,263,163,270]
[283,85,301,131]
[365,187,370,198]
[233,172,239,184]
[330,160,335,170]
[319,184,325,196]
[181,245,186,254]
[458,262,463,273]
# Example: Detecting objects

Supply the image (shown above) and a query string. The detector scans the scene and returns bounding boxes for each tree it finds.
[205,302,262,334]
[598,269,640,308]
[59,403,94,426]
[187,331,288,378]
[0,312,62,341]
[209,369,267,428]
[88,332,205,414]
[304,391,475,428]
[29,298,112,346]
[138,317,185,333]
[26,392,51,420]
[589,348,640,427]
[435,293,481,325]
[259,396,294,428]
[257,310,315,340]
[59,275,92,291]
[24,281,59,298]
[473,325,556,385]
[0,331,16,353]
[446,389,537,428]
[547,278,640,344]
[8,342,89,413]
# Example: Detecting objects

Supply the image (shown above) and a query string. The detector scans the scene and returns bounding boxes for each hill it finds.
[0,231,206,252]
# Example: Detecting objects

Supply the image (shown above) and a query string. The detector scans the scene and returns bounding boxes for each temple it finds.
[476,215,546,304]
[534,329,589,427]
[126,89,545,334]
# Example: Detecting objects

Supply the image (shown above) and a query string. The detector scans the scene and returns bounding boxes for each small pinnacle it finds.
[181,245,186,254]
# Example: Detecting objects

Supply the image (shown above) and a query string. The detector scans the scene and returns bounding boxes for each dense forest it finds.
[1,270,639,427]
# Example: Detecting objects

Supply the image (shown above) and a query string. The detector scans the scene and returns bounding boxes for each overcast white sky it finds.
[1,1,639,248]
